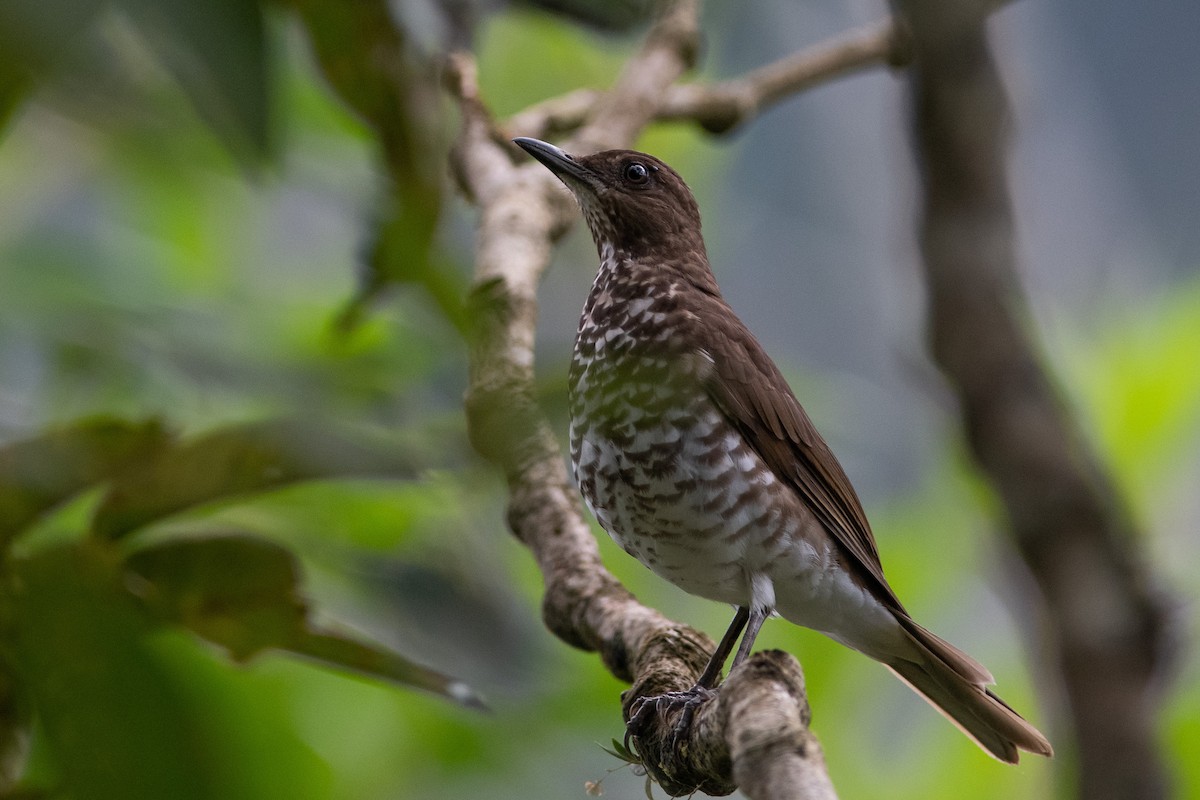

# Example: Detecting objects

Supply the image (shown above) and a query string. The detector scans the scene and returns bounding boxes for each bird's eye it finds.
[623,162,650,184]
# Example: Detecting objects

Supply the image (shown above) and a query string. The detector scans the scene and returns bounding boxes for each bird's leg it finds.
[625,607,750,750]
[695,605,750,689]
[729,603,769,672]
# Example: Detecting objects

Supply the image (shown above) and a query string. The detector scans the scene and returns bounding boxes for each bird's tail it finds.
[887,617,1053,763]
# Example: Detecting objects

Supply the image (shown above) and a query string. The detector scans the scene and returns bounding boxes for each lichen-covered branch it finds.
[448,1,859,796]
[723,656,836,800]
[899,2,1174,798]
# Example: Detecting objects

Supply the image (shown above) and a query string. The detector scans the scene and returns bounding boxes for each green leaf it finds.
[0,0,108,129]
[286,0,459,333]
[285,629,487,710]
[124,533,307,661]
[116,0,272,164]
[92,418,420,540]
[600,738,642,765]
[338,199,467,336]
[0,418,170,548]
[4,543,221,800]
[124,533,486,708]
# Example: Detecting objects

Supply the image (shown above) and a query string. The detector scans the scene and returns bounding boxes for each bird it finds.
[513,136,1053,763]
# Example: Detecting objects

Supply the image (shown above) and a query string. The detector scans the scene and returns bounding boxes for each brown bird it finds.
[514,136,1052,763]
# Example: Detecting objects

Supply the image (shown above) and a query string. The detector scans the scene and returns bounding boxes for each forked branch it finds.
[505,18,906,140]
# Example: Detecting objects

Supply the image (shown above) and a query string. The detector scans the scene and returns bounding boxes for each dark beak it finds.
[513,137,595,186]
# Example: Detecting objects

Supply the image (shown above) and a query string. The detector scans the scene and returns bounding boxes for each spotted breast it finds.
[569,245,828,613]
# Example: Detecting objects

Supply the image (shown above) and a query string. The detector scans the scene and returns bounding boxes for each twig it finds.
[504,17,906,140]
[659,18,905,134]
[505,88,602,142]
[567,0,701,153]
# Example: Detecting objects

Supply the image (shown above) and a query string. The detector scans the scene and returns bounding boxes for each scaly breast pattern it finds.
[568,251,828,608]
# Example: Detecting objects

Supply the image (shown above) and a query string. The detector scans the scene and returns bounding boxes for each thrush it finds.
[514,136,1053,763]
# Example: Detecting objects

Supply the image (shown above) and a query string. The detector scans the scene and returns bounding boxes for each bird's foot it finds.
[624,685,717,754]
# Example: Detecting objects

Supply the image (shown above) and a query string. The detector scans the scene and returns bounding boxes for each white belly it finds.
[569,333,910,661]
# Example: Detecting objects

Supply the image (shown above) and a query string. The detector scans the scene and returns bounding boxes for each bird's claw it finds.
[624,685,717,754]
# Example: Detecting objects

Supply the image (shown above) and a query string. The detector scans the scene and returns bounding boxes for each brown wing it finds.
[695,300,906,613]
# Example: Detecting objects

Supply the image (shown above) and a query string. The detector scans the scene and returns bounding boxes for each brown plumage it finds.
[514,136,1052,763]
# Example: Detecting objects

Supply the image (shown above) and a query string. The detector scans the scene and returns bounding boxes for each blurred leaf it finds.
[286,0,416,133]
[286,0,459,333]
[0,418,170,548]
[4,543,220,800]
[92,418,422,540]
[345,204,467,336]
[0,0,107,129]
[286,629,486,710]
[145,633,337,800]
[0,0,272,161]
[125,533,307,661]
[125,533,485,708]
[117,0,272,164]
[232,478,461,552]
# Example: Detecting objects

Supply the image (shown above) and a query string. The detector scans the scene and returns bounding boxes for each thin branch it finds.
[899,2,1174,798]
[444,56,512,206]
[568,0,701,152]
[505,87,602,143]
[504,17,907,140]
[659,18,905,134]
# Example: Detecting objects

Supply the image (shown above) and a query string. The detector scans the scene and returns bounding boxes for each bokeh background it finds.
[1,0,1197,798]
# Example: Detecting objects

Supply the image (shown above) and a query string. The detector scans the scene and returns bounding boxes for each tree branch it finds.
[724,656,836,800]
[899,2,1175,798]
[448,2,847,796]
[504,17,908,140]
[659,18,906,134]
[622,650,834,797]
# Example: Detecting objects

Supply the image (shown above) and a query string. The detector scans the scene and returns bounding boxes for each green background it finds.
[0,3,1196,798]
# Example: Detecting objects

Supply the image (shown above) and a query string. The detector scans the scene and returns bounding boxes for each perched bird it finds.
[514,136,1052,763]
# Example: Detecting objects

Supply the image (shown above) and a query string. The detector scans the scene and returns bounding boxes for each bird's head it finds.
[514,137,705,261]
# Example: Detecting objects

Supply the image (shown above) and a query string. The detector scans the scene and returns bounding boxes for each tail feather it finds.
[888,619,1053,763]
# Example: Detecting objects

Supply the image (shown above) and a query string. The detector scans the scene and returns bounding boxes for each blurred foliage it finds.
[0,418,485,798]
[0,0,269,162]
[0,1,1197,799]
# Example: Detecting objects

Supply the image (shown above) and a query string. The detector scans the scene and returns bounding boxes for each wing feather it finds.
[695,297,904,612]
